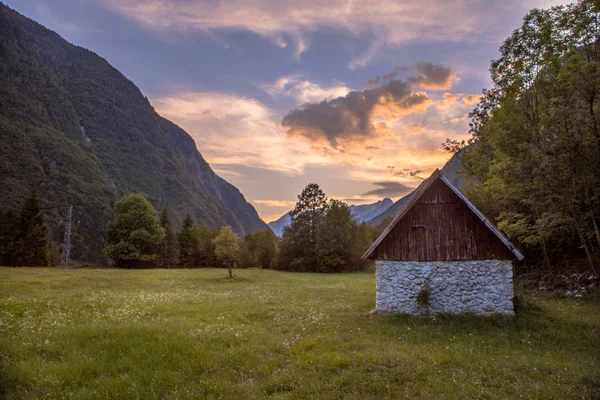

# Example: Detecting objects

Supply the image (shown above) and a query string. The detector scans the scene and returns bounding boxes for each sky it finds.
[5,0,569,222]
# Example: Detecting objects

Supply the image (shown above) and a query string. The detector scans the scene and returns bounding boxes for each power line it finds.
[61,205,73,268]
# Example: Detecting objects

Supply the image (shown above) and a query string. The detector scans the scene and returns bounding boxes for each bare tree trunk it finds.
[535,208,552,274]
[593,218,600,250]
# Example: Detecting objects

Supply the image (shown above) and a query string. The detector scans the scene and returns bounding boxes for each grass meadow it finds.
[0,267,599,399]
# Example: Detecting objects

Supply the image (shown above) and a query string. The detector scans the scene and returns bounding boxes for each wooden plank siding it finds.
[373,178,514,261]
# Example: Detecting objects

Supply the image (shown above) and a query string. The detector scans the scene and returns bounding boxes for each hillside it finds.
[0,4,268,262]
[268,198,393,237]
[367,152,465,226]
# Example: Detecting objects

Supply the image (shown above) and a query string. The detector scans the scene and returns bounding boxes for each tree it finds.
[16,191,49,266]
[354,222,376,266]
[194,224,217,267]
[104,194,164,268]
[159,207,177,268]
[177,214,199,268]
[315,200,358,272]
[449,0,600,277]
[212,226,240,278]
[279,183,328,271]
[239,229,279,269]
[0,210,18,266]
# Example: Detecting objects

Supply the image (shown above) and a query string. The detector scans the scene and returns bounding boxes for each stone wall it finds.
[375,260,514,315]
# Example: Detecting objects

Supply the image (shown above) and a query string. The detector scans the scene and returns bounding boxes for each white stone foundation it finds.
[375,260,514,316]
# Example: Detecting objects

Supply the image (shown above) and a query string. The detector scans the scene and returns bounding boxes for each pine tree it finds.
[159,207,177,268]
[177,214,199,268]
[0,210,18,266]
[280,183,328,271]
[17,191,49,266]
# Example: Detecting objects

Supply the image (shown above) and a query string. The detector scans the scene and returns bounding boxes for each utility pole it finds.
[61,205,73,268]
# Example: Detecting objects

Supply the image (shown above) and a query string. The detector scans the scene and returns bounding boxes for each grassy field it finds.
[0,268,599,399]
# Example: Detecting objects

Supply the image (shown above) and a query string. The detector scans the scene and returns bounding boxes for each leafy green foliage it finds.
[451,0,600,277]
[316,200,360,273]
[239,229,279,269]
[0,4,267,263]
[104,194,164,267]
[279,185,374,272]
[193,224,218,268]
[176,215,218,268]
[212,226,241,277]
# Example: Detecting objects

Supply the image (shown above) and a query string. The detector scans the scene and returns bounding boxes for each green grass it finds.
[0,268,599,399]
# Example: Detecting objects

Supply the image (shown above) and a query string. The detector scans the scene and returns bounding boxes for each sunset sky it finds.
[6,0,568,222]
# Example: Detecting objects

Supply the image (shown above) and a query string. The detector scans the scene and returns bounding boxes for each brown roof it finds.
[361,169,524,261]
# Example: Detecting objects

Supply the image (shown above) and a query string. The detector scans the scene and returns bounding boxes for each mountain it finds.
[267,198,393,237]
[350,198,393,223]
[367,152,465,226]
[0,4,268,262]
[267,213,292,237]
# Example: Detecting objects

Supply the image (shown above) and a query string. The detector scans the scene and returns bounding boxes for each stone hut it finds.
[362,169,524,316]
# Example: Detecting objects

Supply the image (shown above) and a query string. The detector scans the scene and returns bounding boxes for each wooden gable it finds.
[362,170,524,262]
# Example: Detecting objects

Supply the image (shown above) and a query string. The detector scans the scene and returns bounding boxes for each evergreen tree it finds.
[17,191,49,266]
[0,210,18,266]
[315,200,357,272]
[159,207,177,268]
[279,183,328,271]
[177,214,199,268]
[104,193,164,268]
[212,226,240,278]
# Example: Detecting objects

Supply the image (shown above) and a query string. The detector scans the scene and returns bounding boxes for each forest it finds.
[443,0,600,284]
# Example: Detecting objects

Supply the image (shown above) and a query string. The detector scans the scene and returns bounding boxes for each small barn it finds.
[362,169,524,316]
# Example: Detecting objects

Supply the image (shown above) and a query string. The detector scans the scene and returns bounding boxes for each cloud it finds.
[262,75,351,105]
[254,200,297,207]
[103,0,558,65]
[152,91,331,175]
[349,40,382,70]
[150,83,482,220]
[281,63,454,147]
[368,63,456,90]
[362,181,412,197]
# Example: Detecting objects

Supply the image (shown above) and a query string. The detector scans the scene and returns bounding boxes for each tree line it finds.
[0,185,381,273]
[0,191,49,266]
[444,0,600,278]
[103,193,278,272]
[277,183,375,273]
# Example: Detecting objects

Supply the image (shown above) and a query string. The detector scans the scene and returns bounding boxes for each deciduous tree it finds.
[105,194,164,268]
[212,226,240,278]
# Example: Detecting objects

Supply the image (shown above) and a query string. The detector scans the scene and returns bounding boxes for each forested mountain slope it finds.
[0,4,268,262]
